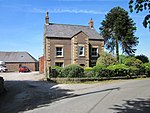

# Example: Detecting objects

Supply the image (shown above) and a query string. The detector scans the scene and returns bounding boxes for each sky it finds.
[0,0,149,60]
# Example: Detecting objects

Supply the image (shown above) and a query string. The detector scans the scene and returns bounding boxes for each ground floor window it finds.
[55,62,64,67]
[90,60,97,67]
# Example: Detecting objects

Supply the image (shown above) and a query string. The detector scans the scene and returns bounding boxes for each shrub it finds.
[107,64,129,76]
[51,66,63,77]
[62,64,84,78]
[128,66,139,76]
[84,67,93,72]
[143,63,150,76]
[96,52,117,67]
[92,65,106,77]
[96,68,111,77]
[124,56,143,68]
[136,54,149,63]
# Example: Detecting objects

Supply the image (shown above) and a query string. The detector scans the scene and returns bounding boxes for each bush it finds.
[84,67,93,72]
[51,66,63,77]
[143,63,150,76]
[91,65,106,77]
[124,56,143,68]
[96,52,116,67]
[96,68,112,77]
[128,66,139,76]
[62,64,84,78]
[107,64,129,76]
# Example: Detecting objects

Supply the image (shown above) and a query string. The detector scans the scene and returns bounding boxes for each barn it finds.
[0,51,38,72]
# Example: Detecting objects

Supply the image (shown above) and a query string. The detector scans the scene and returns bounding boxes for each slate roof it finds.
[45,23,103,40]
[0,52,38,63]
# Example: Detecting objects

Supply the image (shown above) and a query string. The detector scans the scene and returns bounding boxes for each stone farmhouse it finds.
[44,12,104,74]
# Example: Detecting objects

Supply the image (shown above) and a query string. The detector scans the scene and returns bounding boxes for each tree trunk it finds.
[116,37,119,63]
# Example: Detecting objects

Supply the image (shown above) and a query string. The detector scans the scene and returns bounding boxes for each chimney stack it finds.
[45,11,49,25]
[88,18,94,28]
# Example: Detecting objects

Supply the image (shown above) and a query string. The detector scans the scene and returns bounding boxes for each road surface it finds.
[25,78,150,113]
[0,72,150,113]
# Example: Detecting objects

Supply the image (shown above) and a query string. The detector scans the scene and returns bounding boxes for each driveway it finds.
[0,72,74,113]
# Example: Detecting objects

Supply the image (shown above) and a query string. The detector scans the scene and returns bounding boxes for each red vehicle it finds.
[19,66,30,72]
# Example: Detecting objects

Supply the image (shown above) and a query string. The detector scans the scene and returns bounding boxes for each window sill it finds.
[91,55,98,57]
[55,56,64,58]
[79,55,85,57]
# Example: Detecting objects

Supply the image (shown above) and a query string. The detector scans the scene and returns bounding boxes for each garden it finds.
[48,53,150,83]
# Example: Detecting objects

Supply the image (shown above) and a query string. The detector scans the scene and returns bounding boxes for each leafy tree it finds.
[123,56,143,68]
[96,52,116,67]
[135,54,149,63]
[100,7,139,62]
[129,0,150,29]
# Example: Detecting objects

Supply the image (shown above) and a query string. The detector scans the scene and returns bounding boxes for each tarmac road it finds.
[0,72,150,113]
[25,78,150,113]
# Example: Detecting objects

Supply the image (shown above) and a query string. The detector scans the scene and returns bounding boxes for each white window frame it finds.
[91,47,98,57]
[78,45,85,56]
[55,46,63,57]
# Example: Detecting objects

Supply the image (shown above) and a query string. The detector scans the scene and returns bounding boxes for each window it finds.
[56,47,63,57]
[79,45,84,56]
[55,62,64,67]
[91,47,98,57]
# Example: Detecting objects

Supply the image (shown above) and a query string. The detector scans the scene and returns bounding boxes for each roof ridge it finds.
[49,23,89,27]
[0,51,27,53]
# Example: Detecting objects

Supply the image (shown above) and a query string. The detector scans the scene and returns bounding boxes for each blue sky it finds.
[0,0,149,60]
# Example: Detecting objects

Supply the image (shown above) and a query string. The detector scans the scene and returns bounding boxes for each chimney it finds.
[88,18,94,28]
[45,11,49,25]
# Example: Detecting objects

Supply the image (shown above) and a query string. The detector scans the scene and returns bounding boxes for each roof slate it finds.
[45,23,103,40]
[0,52,38,63]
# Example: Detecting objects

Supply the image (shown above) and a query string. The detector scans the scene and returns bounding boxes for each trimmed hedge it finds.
[62,64,84,78]
[48,62,150,79]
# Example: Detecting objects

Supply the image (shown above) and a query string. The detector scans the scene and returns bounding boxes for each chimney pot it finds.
[88,18,94,28]
[45,11,49,25]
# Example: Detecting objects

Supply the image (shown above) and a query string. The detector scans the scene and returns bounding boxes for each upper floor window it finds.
[56,47,63,57]
[91,47,98,57]
[79,45,84,56]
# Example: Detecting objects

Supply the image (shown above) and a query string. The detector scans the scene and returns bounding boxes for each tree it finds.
[135,54,149,63]
[100,7,139,62]
[129,0,150,29]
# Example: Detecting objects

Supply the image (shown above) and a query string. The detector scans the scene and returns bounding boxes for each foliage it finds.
[96,52,116,67]
[62,64,84,78]
[123,56,143,68]
[143,63,150,76]
[84,67,93,72]
[100,6,139,62]
[107,64,129,76]
[129,0,150,29]
[119,54,127,64]
[135,54,149,63]
[51,66,63,77]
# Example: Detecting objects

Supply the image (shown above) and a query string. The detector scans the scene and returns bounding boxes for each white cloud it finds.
[32,8,107,15]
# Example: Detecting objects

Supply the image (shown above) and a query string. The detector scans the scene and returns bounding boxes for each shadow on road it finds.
[0,80,74,113]
[110,98,150,113]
